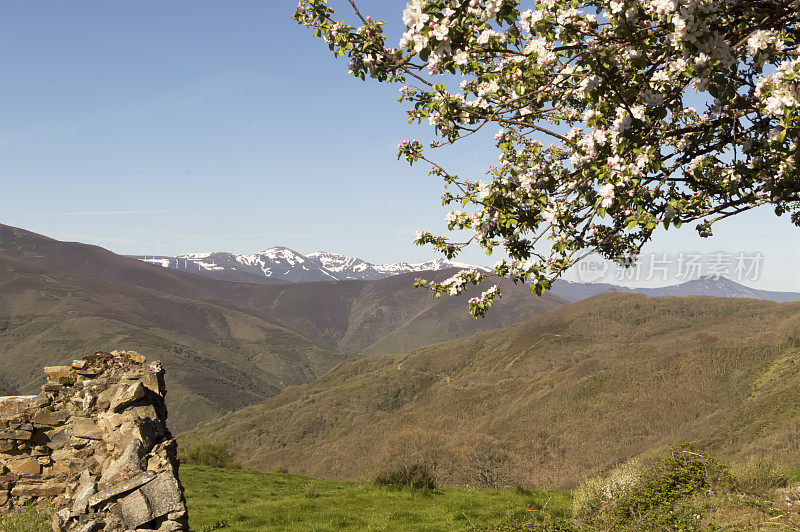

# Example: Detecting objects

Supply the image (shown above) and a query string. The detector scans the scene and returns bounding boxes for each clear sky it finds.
[1,1,798,291]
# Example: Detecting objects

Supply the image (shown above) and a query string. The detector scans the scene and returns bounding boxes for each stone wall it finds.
[0,351,188,531]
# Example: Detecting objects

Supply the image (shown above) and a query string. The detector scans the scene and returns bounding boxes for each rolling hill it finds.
[185,293,800,489]
[0,223,564,431]
[0,224,344,431]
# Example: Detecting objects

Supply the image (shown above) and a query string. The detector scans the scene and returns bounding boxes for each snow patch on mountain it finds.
[141,258,172,268]
[132,247,486,283]
[195,261,224,271]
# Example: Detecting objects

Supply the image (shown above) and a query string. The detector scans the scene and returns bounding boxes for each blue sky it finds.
[1,1,798,291]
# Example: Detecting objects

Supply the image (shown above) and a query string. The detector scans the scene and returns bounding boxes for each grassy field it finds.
[180,446,800,531]
[1,458,796,531]
[181,465,570,531]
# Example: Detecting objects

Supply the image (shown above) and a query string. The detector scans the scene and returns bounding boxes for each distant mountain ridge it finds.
[551,275,800,303]
[129,248,485,283]
[130,249,800,303]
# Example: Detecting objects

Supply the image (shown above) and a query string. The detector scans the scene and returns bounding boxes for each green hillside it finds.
[186,294,800,488]
[6,457,798,531]
[178,459,800,531]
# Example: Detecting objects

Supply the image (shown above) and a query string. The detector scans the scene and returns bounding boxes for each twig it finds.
[462,511,477,529]
[755,521,794,529]
[346,0,367,24]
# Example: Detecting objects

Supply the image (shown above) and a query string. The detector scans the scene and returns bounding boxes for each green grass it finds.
[181,465,570,531]
[0,502,52,532]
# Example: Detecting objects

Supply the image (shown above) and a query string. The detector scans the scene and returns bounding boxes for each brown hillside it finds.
[0,248,340,432]
[0,224,563,431]
[186,294,800,488]
[247,269,565,355]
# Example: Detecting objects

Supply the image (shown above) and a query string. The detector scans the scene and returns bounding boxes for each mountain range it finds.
[129,248,483,284]
[0,223,562,431]
[130,248,800,304]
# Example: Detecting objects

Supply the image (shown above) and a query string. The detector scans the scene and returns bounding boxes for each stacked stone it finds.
[0,351,188,531]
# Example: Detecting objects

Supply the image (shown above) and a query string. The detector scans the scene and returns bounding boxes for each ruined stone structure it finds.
[0,351,188,531]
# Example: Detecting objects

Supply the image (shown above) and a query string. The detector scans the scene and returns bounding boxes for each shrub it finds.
[572,459,643,519]
[570,476,604,519]
[180,441,238,468]
[609,444,735,529]
[468,443,508,488]
[568,445,740,530]
[731,455,789,495]
[373,462,436,490]
[501,446,794,531]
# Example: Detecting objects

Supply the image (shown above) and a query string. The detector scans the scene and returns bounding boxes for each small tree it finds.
[468,441,509,488]
[293,0,799,316]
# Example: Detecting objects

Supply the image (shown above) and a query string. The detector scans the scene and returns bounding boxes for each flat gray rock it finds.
[87,470,156,508]
[117,471,184,528]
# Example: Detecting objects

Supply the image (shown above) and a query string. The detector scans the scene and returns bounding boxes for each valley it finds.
[3,222,800,529]
[0,223,563,431]
[185,294,800,489]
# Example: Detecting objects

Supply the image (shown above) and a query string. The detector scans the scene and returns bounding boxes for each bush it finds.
[468,443,508,488]
[572,459,643,519]
[570,476,604,519]
[731,455,789,495]
[609,444,735,529]
[499,446,795,531]
[568,445,740,530]
[373,462,436,490]
[180,441,239,468]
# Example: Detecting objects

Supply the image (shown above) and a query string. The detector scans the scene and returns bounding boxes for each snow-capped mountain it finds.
[306,251,380,280]
[129,247,486,284]
[307,252,481,281]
